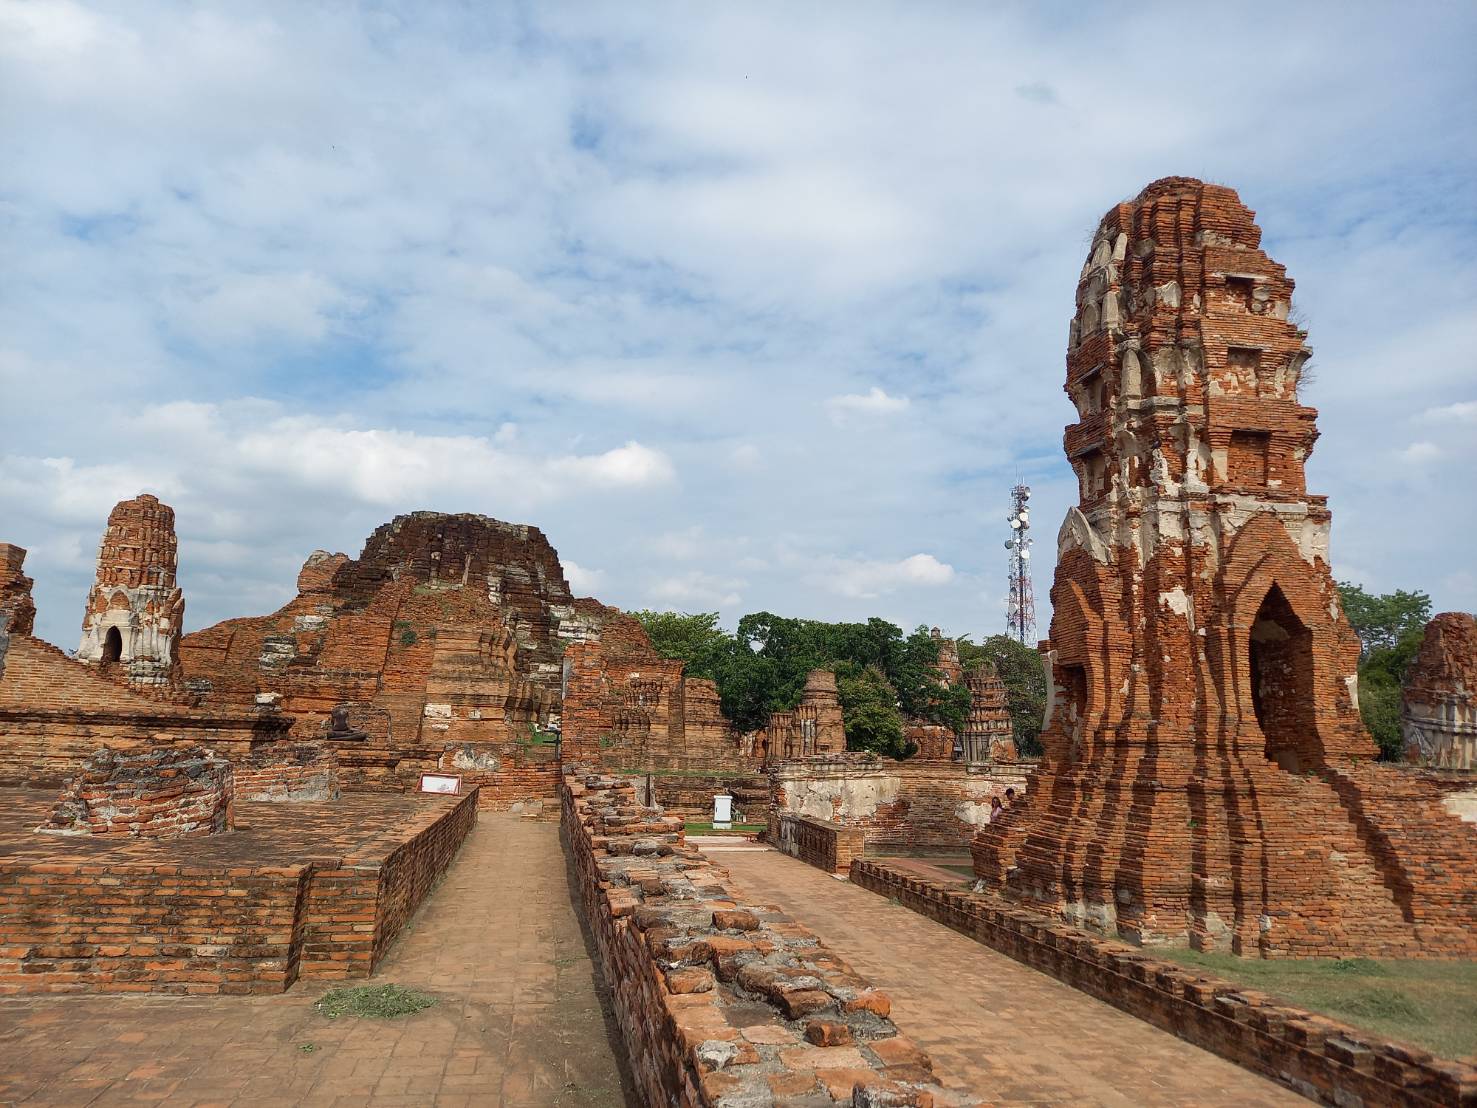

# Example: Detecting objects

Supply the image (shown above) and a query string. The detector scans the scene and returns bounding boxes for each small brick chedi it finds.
[975,177,1477,956]
[77,495,186,688]
[40,745,234,838]
[962,661,1014,764]
[1402,612,1477,770]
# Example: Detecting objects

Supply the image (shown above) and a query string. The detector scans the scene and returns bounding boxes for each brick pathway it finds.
[704,844,1305,1106]
[0,816,634,1107]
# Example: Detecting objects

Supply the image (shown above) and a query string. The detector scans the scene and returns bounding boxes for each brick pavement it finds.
[703,843,1305,1106]
[0,816,634,1107]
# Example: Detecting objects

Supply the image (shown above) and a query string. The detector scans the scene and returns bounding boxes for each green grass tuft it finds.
[315,984,436,1020]
[1329,987,1426,1022]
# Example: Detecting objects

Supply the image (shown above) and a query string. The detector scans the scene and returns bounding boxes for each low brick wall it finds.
[299,788,480,980]
[772,812,866,873]
[235,743,339,802]
[560,764,961,1107]
[769,755,1033,857]
[851,859,1477,1108]
[0,790,477,995]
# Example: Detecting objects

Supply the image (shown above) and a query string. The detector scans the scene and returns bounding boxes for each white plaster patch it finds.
[423,702,453,719]
[1159,587,1191,617]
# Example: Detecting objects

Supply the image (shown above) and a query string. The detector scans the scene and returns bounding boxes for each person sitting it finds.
[988,795,1005,822]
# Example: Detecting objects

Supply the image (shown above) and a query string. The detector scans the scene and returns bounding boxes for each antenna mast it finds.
[1006,484,1035,644]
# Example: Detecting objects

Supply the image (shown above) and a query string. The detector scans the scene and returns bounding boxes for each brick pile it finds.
[76,495,187,689]
[1402,612,1477,770]
[853,861,1477,1107]
[38,745,233,838]
[561,764,967,1106]
[0,789,476,995]
[973,177,1477,956]
[235,742,340,802]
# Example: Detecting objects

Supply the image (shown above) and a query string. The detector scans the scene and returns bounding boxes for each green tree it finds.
[1337,582,1431,660]
[834,662,907,757]
[627,610,732,679]
[1336,582,1431,761]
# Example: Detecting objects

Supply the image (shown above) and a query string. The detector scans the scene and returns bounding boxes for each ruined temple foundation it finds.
[973,177,1477,957]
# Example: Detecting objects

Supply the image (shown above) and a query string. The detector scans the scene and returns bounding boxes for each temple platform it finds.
[0,788,478,995]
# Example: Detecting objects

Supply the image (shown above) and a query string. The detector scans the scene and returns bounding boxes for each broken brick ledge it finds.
[559,764,969,1107]
[850,860,1477,1108]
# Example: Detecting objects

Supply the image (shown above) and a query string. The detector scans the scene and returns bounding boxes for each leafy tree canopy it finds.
[834,662,908,758]
[629,609,977,752]
[1336,582,1432,761]
[1337,582,1431,660]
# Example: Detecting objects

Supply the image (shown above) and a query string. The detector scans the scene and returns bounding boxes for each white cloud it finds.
[815,553,956,599]
[1399,441,1440,464]
[648,571,744,610]
[826,387,910,425]
[172,271,352,344]
[563,560,605,595]
[1420,400,1477,423]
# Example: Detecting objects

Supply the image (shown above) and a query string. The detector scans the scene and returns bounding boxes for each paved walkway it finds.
[0,817,635,1107]
[703,844,1304,1107]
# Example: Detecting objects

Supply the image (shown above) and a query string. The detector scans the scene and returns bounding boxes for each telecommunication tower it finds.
[1005,484,1035,644]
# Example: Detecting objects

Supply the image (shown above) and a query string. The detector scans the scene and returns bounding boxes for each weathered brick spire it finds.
[974,178,1477,957]
[77,494,185,687]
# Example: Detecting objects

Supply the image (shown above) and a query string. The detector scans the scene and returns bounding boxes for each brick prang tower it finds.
[973,177,1477,957]
[78,494,185,687]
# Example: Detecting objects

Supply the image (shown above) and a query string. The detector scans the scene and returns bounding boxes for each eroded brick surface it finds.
[39,744,234,838]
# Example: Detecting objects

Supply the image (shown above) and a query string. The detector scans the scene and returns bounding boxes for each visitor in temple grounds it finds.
[1004,787,1017,806]
[989,796,1005,822]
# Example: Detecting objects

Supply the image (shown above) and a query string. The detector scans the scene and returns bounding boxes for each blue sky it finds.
[2,1,1475,649]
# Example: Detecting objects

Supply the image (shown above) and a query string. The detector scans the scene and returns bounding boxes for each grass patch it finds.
[1157,949,1477,1059]
[684,821,765,834]
[315,984,437,1020]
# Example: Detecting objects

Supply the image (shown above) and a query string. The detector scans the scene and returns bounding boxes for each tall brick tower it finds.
[78,494,185,687]
[974,178,1477,957]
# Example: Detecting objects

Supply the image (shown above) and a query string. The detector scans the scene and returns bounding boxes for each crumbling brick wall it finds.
[560,765,953,1106]
[0,635,291,790]
[234,743,340,803]
[768,755,1030,855]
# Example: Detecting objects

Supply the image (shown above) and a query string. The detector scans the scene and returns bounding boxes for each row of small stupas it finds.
[0,496,1019,805]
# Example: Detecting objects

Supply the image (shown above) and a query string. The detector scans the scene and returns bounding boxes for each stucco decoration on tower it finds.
[973,177,1477,957]
[77,495,185,688]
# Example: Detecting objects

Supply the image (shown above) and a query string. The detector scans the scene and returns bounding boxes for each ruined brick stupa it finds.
[974,177,1477,957]
[1402,612,1477,770]
[77,494,185,687]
